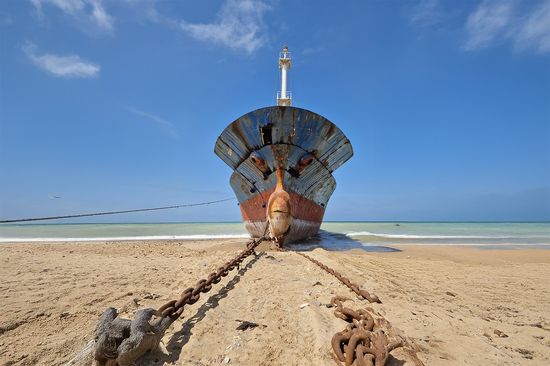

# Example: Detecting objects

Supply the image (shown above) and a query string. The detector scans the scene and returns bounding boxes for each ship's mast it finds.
[277,46,292,106]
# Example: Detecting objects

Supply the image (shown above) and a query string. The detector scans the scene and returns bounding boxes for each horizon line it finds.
[2,220,549,226]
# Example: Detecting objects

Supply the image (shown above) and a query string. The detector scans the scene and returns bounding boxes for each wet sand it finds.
[1,240,549,365]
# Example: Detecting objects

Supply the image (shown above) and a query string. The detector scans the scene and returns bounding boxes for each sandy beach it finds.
[1,239,549,365]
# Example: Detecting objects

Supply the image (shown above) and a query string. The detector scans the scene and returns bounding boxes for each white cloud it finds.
[125,106,179,138]
[463,0,550,53]
[463,0,514,51]
[89,0,112,31]
[180,0,271,54]
[31,0,114,33]
[121,0,162,22]
[23,42,100,78]
[408,0,445,27]
[514,0,550,53]
[31,0,83,13]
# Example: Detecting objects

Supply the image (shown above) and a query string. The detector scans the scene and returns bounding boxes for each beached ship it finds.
[215,47,353,244]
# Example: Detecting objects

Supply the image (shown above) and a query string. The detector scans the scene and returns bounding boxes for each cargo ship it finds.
[215,47,353,244]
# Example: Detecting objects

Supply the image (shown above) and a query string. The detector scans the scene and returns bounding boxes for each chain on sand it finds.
[293,251,381,303]
[157,236,266,319]
[330,296,403,366]
[92,236,268,366]
[277,247,413,366]
[93,238,421,366]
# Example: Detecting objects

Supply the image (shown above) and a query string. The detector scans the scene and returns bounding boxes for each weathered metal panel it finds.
[229,147,336,208]
[229,172,258,203]
[215,106,353,172]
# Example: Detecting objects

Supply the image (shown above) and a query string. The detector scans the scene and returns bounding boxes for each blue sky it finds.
[0,0,549,222]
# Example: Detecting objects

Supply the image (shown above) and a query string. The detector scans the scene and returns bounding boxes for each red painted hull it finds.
[240,188,325,243]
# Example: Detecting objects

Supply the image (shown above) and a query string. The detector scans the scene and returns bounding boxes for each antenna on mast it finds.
[277,46,292,106]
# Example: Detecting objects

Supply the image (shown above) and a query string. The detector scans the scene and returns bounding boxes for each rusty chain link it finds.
[156,236,267,320]
[330,296,403,366]
[277,248,411,366]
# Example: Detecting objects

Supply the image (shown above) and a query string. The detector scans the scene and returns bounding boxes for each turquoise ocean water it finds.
[1,222,549,249]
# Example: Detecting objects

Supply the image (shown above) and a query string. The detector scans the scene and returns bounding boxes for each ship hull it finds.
[215,106,353,244]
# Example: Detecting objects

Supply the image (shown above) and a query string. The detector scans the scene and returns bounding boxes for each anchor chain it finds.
[277,248,380,303]
[94,236,267,366]
[93,239,420,366]
[157,236,267,319]
[330,296,403,366]
[278,248,410,366]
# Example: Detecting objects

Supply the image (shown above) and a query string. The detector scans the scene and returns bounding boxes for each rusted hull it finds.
[215,106,353,244]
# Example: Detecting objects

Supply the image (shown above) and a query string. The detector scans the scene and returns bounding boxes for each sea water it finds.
[1,222,549,249]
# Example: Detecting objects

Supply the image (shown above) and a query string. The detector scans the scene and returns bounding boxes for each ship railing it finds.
[279,51,291,60]
[276,91,292,100]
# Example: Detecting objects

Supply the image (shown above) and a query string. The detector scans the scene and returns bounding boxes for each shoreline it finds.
[2,222,548,246]
[2,236,550,251]
[1,240,549,365]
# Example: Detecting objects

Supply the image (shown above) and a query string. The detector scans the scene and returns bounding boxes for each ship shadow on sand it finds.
[286,230,401,252]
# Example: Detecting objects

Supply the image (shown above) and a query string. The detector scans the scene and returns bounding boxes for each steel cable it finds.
[0,197,236,223]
